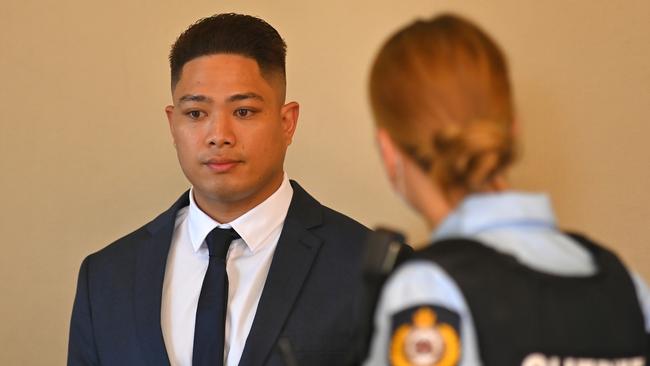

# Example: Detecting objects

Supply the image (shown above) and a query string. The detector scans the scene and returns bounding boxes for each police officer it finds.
[363,14,650,365]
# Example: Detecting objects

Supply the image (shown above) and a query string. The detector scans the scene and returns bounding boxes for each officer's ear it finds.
[376,128,401,185]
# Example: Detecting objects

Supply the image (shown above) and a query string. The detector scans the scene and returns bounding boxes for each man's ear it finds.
[280,101,299,145]
[376,128,400,183]
[165,105,177,146]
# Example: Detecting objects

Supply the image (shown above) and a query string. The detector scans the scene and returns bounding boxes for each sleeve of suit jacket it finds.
[68,256,100,366]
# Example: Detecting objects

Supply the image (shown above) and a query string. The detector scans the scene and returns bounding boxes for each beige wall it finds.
[1,0,648,364]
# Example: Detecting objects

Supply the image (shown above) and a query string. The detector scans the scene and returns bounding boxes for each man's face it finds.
[166,54,298,214]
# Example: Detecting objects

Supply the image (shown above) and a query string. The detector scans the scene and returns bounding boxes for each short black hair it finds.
[169,13,287,90]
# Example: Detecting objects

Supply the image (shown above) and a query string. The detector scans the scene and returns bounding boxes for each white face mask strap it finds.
[394,152,409,205]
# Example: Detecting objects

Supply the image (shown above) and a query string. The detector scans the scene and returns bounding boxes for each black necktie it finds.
[193,227,240,366]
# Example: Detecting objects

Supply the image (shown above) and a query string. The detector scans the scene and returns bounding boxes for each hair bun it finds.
[432,120,515,191]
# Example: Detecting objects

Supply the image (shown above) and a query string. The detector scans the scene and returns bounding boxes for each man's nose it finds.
[205,116,236,147]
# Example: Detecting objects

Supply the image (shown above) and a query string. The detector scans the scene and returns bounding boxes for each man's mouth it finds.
[203,158,242,173]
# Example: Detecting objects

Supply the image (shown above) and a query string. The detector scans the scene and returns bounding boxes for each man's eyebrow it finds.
[226,92,264,103]
[178,94,213,104]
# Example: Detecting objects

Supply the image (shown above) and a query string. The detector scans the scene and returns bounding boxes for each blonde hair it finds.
[369,14,516,195]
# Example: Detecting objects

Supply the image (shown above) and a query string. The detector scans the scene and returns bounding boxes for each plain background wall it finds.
[1,0,648,364]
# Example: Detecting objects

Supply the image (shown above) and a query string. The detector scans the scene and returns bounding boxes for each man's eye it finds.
[235,108,254,118]
[187,110,203,120]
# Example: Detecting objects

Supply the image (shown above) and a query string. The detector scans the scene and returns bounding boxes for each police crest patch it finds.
[389,305,461,366]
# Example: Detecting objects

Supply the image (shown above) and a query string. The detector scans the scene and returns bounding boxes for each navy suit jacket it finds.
[68,181,370,366]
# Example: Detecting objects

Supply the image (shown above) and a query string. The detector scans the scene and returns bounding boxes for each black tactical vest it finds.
[413,233,648,365]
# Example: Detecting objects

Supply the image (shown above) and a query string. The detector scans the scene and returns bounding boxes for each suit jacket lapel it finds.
[238,181,323,366]
[134,191,189,366]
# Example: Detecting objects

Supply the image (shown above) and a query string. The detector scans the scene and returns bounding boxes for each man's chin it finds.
[194,184,250,204]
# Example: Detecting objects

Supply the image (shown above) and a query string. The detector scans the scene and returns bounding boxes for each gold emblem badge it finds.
[390,307,461,366]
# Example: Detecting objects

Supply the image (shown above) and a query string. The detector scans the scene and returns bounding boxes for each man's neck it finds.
[192,175,285,224]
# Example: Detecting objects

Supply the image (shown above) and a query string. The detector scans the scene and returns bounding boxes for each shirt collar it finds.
[187,173,294,253]
[432,191,557,241]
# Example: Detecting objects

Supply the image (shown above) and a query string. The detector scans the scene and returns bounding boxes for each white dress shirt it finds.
[161,174,293,366]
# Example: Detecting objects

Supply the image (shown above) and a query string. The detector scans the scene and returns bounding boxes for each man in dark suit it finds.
[68,13,369,366]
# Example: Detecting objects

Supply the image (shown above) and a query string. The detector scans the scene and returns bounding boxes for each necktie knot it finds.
[205,227,240,260]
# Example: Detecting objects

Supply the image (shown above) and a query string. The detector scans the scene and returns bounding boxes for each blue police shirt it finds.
[363,191,650,366]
